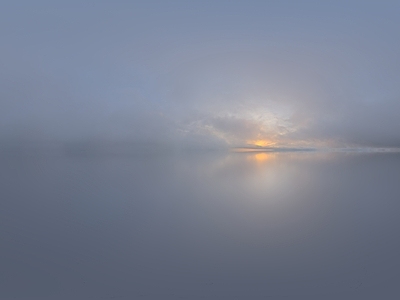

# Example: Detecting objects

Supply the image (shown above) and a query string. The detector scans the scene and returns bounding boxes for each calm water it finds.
[1,151,400,299]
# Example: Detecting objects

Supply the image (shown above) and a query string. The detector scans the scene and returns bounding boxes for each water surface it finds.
[1,151,400,299]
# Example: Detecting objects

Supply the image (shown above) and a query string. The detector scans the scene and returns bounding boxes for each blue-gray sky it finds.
[1,1,400,148]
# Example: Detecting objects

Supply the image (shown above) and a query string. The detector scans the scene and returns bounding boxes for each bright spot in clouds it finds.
[248,139,276,147]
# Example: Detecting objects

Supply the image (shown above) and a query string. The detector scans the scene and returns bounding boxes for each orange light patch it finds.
[254,152,273,162]
[246,151,277,164]
[248,139,276,147]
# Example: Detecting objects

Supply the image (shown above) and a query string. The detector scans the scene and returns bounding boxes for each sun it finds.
[248,139,276,147]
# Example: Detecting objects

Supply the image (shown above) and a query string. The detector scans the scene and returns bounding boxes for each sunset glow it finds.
[248,139,276,148]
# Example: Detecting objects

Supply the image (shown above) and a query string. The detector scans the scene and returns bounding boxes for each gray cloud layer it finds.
[1,1,400,148]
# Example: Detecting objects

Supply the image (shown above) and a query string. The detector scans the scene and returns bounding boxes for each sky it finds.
[1,1,400,149]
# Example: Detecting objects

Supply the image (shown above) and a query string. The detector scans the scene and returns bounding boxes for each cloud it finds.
[1,1,400,149]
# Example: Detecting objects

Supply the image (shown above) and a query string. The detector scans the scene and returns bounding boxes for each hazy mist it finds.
[2,3,400,299]
[2,1,400,149]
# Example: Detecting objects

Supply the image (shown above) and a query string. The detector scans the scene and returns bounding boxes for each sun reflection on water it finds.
[251,152,276,163]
